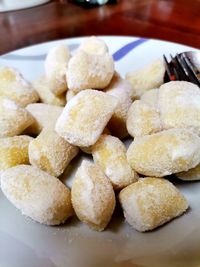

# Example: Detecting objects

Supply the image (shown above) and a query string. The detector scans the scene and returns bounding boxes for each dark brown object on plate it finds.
[0,0,200,55]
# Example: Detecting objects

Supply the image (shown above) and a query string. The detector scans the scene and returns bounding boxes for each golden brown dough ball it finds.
[176,163,200,181]
[126,59,165,98]
[105,72,137,101]
[126,100,162,137]
[127,81,200,138]
[119,177,188,232]
[127,128,200,177]
[140,88,159,106]
[159,81,200,134]
[26,103,63,135]
[55,89,118,147]
[33,75,66,106]
[67,50,114,93]
[80,128,111,154]
[1,165,73,225]
[92,135,138,189]
[105,79,132,139]
[29,128,79,177]
[0,135,33,171]
[79,36,108,55]
[0,67,39,107]
[45,44,70,96]
[71,160,115,231]
[0,97,34,137]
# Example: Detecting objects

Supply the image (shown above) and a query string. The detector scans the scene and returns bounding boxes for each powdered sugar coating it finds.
[119,177,188,232]
[29,128,79,177]
[158,81,200,134]
[126,59,165,98]
[71,160,115,231]
[80,128,111,154]
[127,128,200,177]
[127,81,200,137]
[0,135,33,171]
[67,50,114,93]
[105,72,137,101]
[92,135,138,190]
[79,36,108,55]
[33,75,66,106]
[0,97,34,137]
[2,98,18,109]
[105,75,132,139]
[45,44,70,96]
[140,88,159,107]
[55,89,118,146]
[1,165,73,225]
[176,163,200,181]
[0,67,39,107]
[26,103,63,134]
[126,100,162,137]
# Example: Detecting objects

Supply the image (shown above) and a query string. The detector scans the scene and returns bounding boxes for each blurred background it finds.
[0,0,200,55]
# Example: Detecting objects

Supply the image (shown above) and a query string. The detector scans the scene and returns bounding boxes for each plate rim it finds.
[0,35,197,58]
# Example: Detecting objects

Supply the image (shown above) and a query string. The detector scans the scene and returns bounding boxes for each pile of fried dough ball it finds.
[1,36,200,232]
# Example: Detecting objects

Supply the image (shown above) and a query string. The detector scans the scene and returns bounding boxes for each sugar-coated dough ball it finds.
[159,81,200,134]
[45,44,70,96]
[176,163,200,181]
[26,103,63,134]
[71,160,115,231]
[0,136,33,171]
[67,50,114,93]
[119,177,188,232]
[106,72,137,101]
[29,128,79,177]
[140,88,159,107]
[126,59,165,98]
[79,36,108,55]
[128,81,200,137]
[1,165,73,225]
[80,128,111,154]
[33,75,66,106]
[92,135,138,189]
[127,128,200,177]
[0,67,39,107]
[55,89,118,147]
[0,97,34,137]
[105,78,132,139]
[127,100,162,137]
[66,90,76,102]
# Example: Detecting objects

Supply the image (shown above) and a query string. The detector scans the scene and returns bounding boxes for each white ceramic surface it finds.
[0,0,50,12]
[0,36,199,267]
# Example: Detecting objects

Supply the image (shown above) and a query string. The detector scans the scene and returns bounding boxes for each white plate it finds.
[0,36,200,267]
[0,0,50,12]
